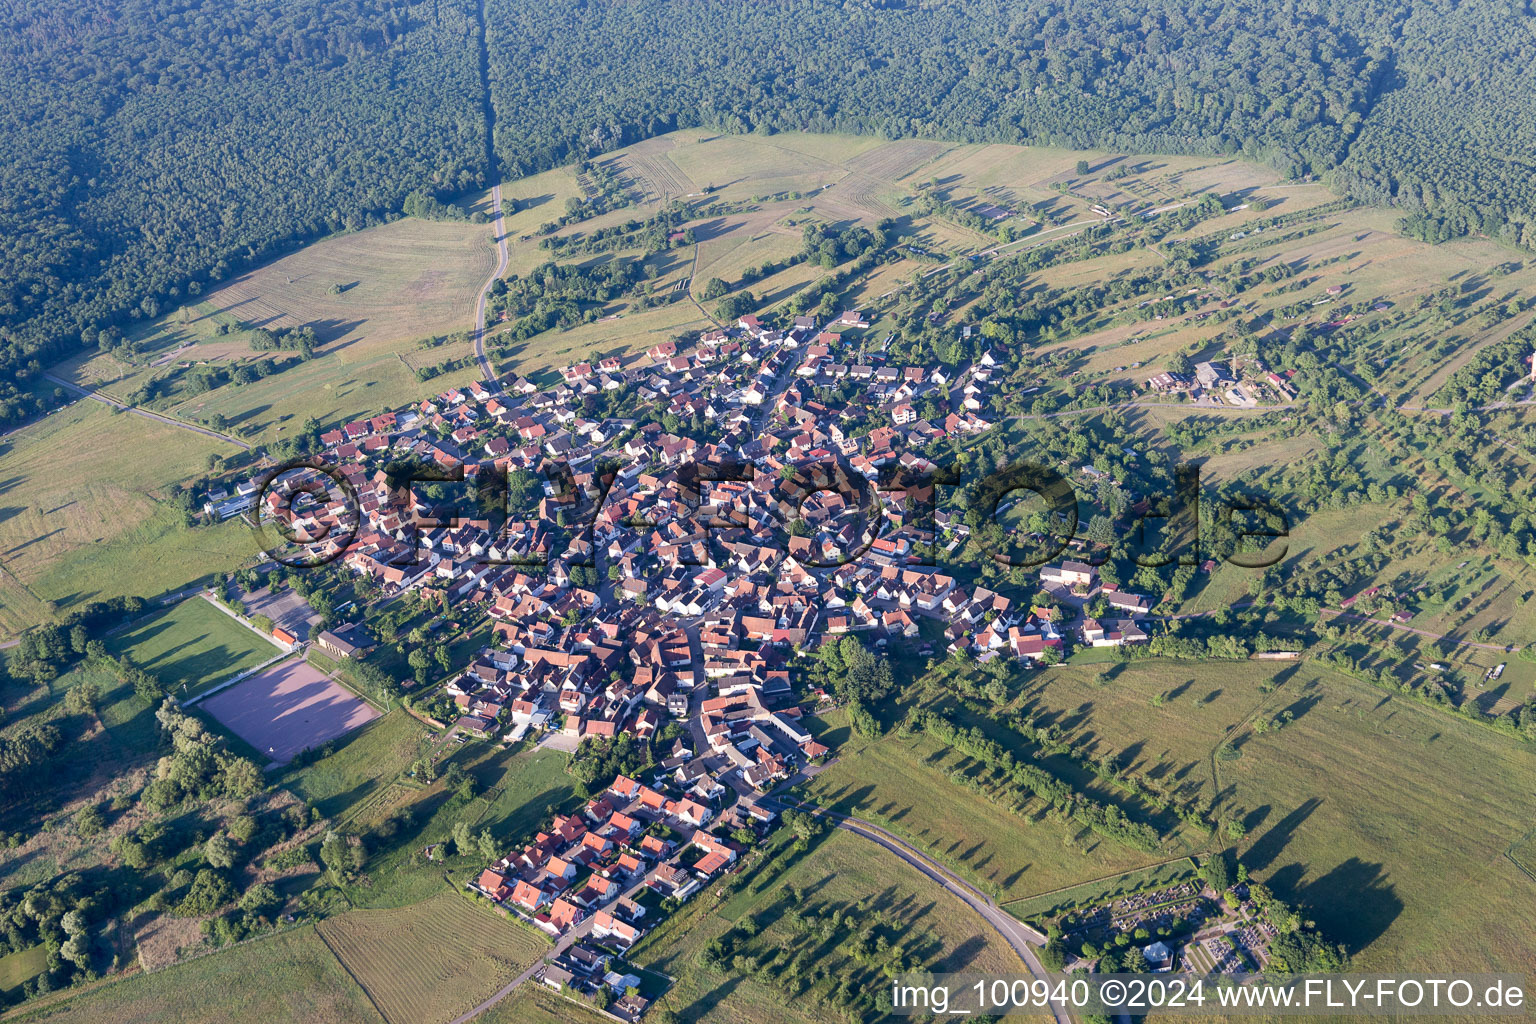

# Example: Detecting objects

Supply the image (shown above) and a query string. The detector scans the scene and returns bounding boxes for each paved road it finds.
[44,374,251,449]
[768,798,1073,1024]
[472,183,511,388]
[448,929,581,1024]
[447,859,674,1024]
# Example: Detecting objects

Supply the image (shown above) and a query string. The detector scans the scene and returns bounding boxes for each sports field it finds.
[106,597,282,698]
[200,659,380,764]
[315,892,549,1024]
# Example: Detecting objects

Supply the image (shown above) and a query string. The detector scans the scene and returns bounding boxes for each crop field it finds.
[164,331,478,445]
[194,217,494,351]
[751,130,891,166]
[663,134,838,193]
[611,134,698,200]
[106,597,281,698]
[691,211,804,287]
[60,216,496,424]
[54,222,498,448]
[199,659,381,764]
[315,892,549,1024]
[19,927,383,1024]
[844,138,956,181]
[476,985,610,1024]
[800,715,1166,900]
[633,828,1021,1024]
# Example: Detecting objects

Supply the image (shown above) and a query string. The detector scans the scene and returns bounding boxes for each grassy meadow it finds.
[8,927,382,1024]
[106,598,281,699]
[475,985,610,1024]
[278,709,430,822]
[1001,657,1536,972]
[0,947,46,999]
[0,400,254,637]
[800,711,1170,901]
[631,827,1022,1024]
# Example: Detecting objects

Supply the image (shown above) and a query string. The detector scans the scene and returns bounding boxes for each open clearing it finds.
[801,712,1166,900]
[1011,658,1536,973]
[315,892,549,1024]
[53,214,497,449]
[0,945,46,998]
[279,708,429,821]
[200,659,380,764]
[68,217,495,388]
[0,400,253,636]
[475,984,610,1024]
[16,926,382,1024]
[106,598,282,699]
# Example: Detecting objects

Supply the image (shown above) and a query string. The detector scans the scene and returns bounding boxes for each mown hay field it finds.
[15,927,382,1024]
[316,892,549,1024]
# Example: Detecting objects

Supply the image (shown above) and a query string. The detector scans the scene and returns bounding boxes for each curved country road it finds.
[44,373,250,449]
[768,798,1075,1024]
[472,183,510,389]
[442,791,1075,1024]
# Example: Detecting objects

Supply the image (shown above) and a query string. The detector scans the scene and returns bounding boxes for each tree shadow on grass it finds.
[1286,857,1401,954]
[678,974,743,1023]
[1242,797,1322,874]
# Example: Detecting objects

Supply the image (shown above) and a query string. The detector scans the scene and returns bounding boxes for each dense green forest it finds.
[0,0,485,415]
[483,0,1535,254]
[3,0,1535,419]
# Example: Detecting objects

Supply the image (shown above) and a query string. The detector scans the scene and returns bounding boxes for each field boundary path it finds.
[312,925,392,1024]
[767,797,1074,1024]
[472,183,510,387]
[1319,607,1518,652]
[998,855,1200,908]
[43,373,252,449]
